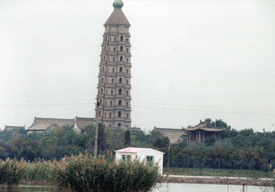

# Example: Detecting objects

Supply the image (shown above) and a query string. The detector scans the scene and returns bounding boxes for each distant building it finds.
[154,127,185,144]
[115,147,165,175]
[27,116,140,134]
[183,121,225,142]
[4,125,25,132]
[73,117,95,133]
[27,117,75,134]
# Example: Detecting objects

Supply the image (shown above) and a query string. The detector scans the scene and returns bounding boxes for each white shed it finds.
[114,147,165,175]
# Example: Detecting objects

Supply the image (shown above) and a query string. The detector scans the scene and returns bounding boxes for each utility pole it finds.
[167,142,170,177]
[94,100,100,159]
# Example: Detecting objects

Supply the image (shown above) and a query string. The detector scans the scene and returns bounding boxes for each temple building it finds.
[154,127,185,144]
[183,121,225,142]
[96,0,132,129]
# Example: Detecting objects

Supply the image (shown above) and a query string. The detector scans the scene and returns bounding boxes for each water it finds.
[0,185,53,192]
[152,183,274,192]
[0,184,273,192]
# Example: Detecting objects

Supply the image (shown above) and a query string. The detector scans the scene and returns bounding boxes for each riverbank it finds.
[162,175,274,186]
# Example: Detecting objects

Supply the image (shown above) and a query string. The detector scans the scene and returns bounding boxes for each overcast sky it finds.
[0,0,275,132]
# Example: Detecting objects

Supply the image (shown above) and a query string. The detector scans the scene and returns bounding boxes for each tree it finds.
[124,130,131,145]
[98,124,107,152]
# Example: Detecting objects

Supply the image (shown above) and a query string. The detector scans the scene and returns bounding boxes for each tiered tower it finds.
[96,0,132,128]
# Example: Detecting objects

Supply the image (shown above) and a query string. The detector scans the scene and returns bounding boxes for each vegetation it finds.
[0,154,161,192]
[55,153,160,192]
[1,118,275,178]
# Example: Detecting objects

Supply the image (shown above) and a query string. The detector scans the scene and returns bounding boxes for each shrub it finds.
[54,153,161,192]
[0,158,25,186]
[23,159,56,184]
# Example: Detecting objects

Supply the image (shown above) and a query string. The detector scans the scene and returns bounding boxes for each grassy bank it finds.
[164,167,274,179]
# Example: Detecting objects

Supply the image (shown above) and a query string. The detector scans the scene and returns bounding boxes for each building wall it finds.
[115,149,164,175]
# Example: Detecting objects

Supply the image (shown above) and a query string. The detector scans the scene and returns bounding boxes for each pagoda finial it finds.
[113,0,124,9]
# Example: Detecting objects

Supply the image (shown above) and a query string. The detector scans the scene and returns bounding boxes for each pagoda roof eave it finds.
[183,127,226,132]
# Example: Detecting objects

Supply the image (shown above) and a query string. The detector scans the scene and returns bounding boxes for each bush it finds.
[23,159,56,184]
[0,158,25,186]
[54,153,161,192]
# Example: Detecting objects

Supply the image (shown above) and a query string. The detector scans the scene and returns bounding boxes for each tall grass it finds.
[23,159,56,184]
[54,153,161,192]
[0,154,161,191]
[0,158,25,186]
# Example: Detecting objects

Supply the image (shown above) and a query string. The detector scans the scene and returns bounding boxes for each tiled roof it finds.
[75,117,94,130]
[4,125,25,131]
[28,117,74,131]
[183,121,225,132]
[104,9,130,26]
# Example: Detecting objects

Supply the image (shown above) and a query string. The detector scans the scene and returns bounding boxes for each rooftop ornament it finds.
[113,0,124,9]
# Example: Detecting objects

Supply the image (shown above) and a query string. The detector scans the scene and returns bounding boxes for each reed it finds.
[54,153,161,192]
[23,159,56,184]
[0,158,25,186]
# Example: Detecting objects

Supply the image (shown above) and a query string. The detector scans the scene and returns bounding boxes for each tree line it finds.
[0,118,275,172]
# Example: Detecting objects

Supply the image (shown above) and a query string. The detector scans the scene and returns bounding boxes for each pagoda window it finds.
[109,124,111,127]
[126,91,128,96]
[126,79,128,84]
[119,78,122,83]
[109,113,112,118]
[114,47,116,52]
[113,68,115,73]
[126,102,129,107]
[120,46,123,51]
[126,38,128,42]
[126,69,129,73]
[118,100,122,105]
[120,67,123,72]
[102,78,104,83]
[126,58,129,63]
[112,79,114,84]
[104,45,106,50]
[101,89,103,94]
[114,37,116,42]
[126,48,129,53]
[120,36,123,41]
[120,56,123,61]
[118,111,121,117]
[110,101,113,106]
[111,90,113,95]
[113,57,115,62]
[126,113,129,119]
[118,123,121,127]
[119,89,122,94]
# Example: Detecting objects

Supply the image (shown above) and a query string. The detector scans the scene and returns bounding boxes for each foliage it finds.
[54,153,161,192]
[124,130,131,145]
[0,158,25,186]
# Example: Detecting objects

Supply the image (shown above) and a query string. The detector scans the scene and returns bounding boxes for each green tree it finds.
[124,130,131,145]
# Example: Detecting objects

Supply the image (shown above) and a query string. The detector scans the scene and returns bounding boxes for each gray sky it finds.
[0,0,275,132]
